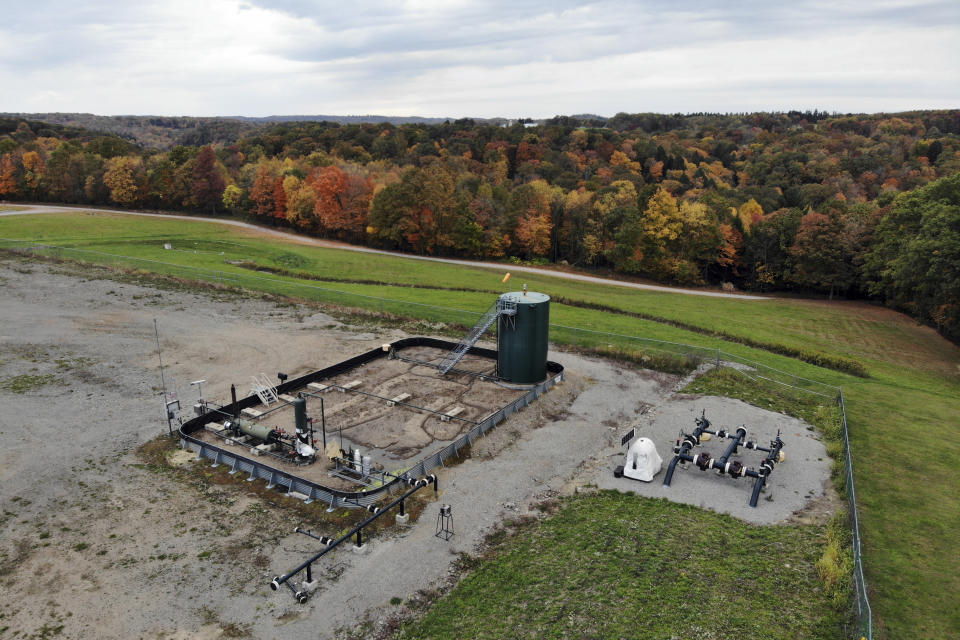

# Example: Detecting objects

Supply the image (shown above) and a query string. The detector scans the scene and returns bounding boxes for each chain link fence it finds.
[0,238,872,637]
[839,390,873,640]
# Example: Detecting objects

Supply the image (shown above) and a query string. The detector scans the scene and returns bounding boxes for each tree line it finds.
[1,111,959,342]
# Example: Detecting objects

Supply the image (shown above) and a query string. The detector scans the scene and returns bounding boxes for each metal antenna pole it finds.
[154,319,171,437]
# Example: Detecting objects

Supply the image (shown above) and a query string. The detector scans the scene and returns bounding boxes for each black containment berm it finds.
[497,290,550,384]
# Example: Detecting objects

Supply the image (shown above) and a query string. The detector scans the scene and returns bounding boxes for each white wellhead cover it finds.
[623,437,663,482]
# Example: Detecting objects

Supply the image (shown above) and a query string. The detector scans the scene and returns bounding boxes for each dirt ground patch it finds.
[0,257,833,639]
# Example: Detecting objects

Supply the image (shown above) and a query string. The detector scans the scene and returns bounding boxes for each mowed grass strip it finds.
[2,210,959,638]
[398,493,845,640]
[3,212,949,378]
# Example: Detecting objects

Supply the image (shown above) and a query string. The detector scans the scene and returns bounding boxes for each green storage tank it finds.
[497,291,550,384]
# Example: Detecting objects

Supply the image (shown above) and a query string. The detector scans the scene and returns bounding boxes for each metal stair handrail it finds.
[437,297,516,375]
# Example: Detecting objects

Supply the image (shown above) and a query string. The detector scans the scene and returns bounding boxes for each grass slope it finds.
[399,493,843,640]
[2,211,958,638]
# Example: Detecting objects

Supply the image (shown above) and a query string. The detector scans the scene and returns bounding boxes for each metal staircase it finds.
[437,297,517,375]
[250,373,279,406]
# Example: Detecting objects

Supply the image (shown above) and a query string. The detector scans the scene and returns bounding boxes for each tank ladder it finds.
[437,298,517,375]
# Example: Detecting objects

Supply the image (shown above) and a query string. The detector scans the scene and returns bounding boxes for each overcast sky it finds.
[2,0,958,118]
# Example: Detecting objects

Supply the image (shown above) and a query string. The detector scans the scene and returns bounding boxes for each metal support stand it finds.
[272,475,438,602]
[435,504,454,540]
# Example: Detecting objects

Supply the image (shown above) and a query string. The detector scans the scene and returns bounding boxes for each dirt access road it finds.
[1,204,765,300]
[0,256,822,639]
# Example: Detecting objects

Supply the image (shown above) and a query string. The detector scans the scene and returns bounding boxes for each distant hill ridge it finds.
[228,114,457,124]
[0,112,527,148]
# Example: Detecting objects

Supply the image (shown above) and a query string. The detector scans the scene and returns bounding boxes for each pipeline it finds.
[666,427,747,479]
[746,434,784,508]
[712,426,747,477]
[663,411,786,508]
[662,411,712,486]
[269,474,438,602]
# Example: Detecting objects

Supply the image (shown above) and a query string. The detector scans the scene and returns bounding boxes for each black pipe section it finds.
[667,429,755,479]
[270,474,438,599]
[715,427,747,474]
[230,384,238,419]
[663,411,712,486]
[748,435,784,508]
[702,427,773,455]
[294,528,335,546]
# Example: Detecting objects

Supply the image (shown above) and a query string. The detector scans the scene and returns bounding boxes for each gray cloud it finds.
[1,0,957,117]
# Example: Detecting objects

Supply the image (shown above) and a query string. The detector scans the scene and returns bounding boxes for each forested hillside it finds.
[2,111,959,341]
[0,113,263,149]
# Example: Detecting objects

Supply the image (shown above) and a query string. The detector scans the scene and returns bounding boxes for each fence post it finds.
[716,348,721,369]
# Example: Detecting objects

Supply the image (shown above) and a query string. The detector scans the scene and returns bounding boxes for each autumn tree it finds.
[284,176,317,230]
[369,179,416,249]
[742,208,802,289]
[594,180,641,265]
[468,181,509,257]
[191,146,226,213]
[307,165,348,232]
[103,156,145,207]
[512,181,557,258]
[272,177,287,220]
[737,198,763,234]
[0,153,18,199]
[338,172,374,242]
[222,184,244,214]
[640,187,684,267]
[21,151,44,199]
[716,223,743,277]
[250,165,276,217]
[789,210,856,299]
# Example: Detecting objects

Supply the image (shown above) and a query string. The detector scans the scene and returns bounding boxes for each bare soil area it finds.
[0,257,832,640]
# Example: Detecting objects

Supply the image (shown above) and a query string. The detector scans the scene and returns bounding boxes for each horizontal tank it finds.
[497,291,549,384]
[239,420,278,443]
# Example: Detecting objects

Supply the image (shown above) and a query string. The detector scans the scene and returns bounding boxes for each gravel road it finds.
[1,204,767,300]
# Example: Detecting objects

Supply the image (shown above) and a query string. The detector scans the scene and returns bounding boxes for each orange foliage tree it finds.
[250,165,275,217]
[0,153,18,198]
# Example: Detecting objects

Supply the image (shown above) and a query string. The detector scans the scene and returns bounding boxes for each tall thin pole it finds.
[154,319,171,436]
[321,396,327,451]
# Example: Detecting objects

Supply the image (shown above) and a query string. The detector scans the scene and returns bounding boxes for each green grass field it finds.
[398,493,846,640]
[2,211,958,638]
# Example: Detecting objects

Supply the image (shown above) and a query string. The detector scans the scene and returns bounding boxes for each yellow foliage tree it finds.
[642,187,683,246]
[20,151,44,198]
[738,198,763,234]
[103,156,143,206]
[610,150,642,173]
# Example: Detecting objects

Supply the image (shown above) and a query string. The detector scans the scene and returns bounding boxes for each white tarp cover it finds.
[623,437,663,482]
